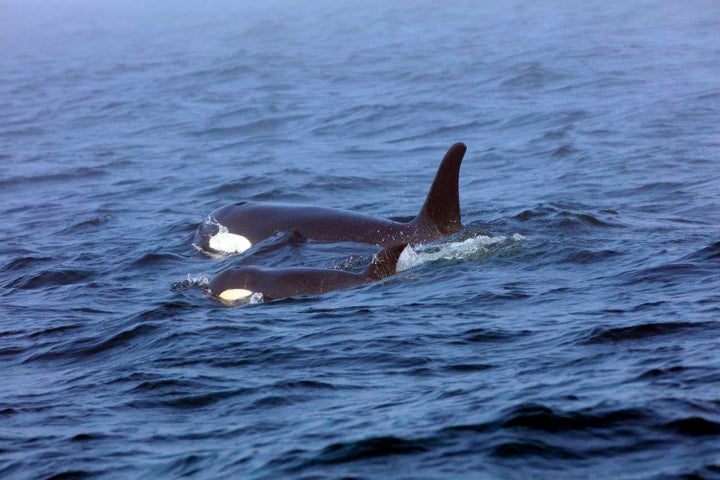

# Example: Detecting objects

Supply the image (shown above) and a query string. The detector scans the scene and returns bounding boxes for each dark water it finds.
[2,0,720,478]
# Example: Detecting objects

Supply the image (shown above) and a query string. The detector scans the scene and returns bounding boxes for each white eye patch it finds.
[208,231,252,254]
[218,288,254,301]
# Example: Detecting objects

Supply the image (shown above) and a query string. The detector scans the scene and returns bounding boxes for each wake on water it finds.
[397,233,526,272]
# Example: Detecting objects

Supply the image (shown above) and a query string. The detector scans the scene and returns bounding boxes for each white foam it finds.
[172,274,209,290]
[396,233,525,272]
[397,244,420,272]
[249,292,264,304]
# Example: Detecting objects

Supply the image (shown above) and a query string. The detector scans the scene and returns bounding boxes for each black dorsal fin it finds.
[364,243,408,281]
[416,142,466,235]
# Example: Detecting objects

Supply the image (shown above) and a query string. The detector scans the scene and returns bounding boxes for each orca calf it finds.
[208,243,408,303]
[194,142,466,256]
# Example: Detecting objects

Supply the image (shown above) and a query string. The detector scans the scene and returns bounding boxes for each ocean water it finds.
[2,0,720,478]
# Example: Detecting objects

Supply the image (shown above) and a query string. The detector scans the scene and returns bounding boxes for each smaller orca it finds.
[208,243,408,303]
[194,142,466,256]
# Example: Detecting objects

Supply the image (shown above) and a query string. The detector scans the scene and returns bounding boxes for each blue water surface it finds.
[2,0,720,478]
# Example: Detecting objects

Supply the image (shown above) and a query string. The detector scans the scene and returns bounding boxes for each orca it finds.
[208,243,408,303]
[194,142,466,256]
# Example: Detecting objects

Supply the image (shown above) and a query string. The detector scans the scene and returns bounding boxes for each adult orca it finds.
[193,142,466,256]
[208,243,408,303]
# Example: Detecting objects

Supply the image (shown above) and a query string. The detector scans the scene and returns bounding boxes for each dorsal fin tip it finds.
[449,141,467,154]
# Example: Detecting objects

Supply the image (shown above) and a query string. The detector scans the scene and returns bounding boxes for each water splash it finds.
[249,292,265,304]
[171,274,209,290]
[397,234,525,272]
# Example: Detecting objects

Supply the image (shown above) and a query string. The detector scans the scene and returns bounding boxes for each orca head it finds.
[208,266,262,303]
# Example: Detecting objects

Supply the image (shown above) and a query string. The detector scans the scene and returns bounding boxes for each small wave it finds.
[6,269,92,290]
[397,234,524,272]
[550,144,578,157]
[75,324,160,358]
[304,174,377,193]
[2,255,53,271]
[636,365,720,386]
[0,126,47,137]
[161,453,216,478]
[500,62,567,89]
[497,404,651,432]
[154,387,252,410]
[23,323,160,364]
[453,327,527,344]
[512,204,622,229]
[311,103,400,135]
[27,324,82,339]
[69,433,111,442]
[308,436,430,465]
[0,167,107,189]
[621,239,720,285]
[59,216,111,233]
[388,120,499,144]
[133,252,187,267]
[664,417,720,436]
[200,177,267,196]
[556,248,621,265]
[45,469,97,479]
[637,365,687,380]
[580,321,714,344]
[615,181,687,197]
[249,188,311,202]
[491,440,582,459]
[193,115,308,138]
[672,464,720,479]
[272,379,338,390]
[440,403,660,454]
[247,394,308,409]
[132,302,195,322]
[621,262,703,285]
[683,240,720,262]
[443,363,494,372]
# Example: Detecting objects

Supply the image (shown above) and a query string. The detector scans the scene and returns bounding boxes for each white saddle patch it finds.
[208,230,252,254]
